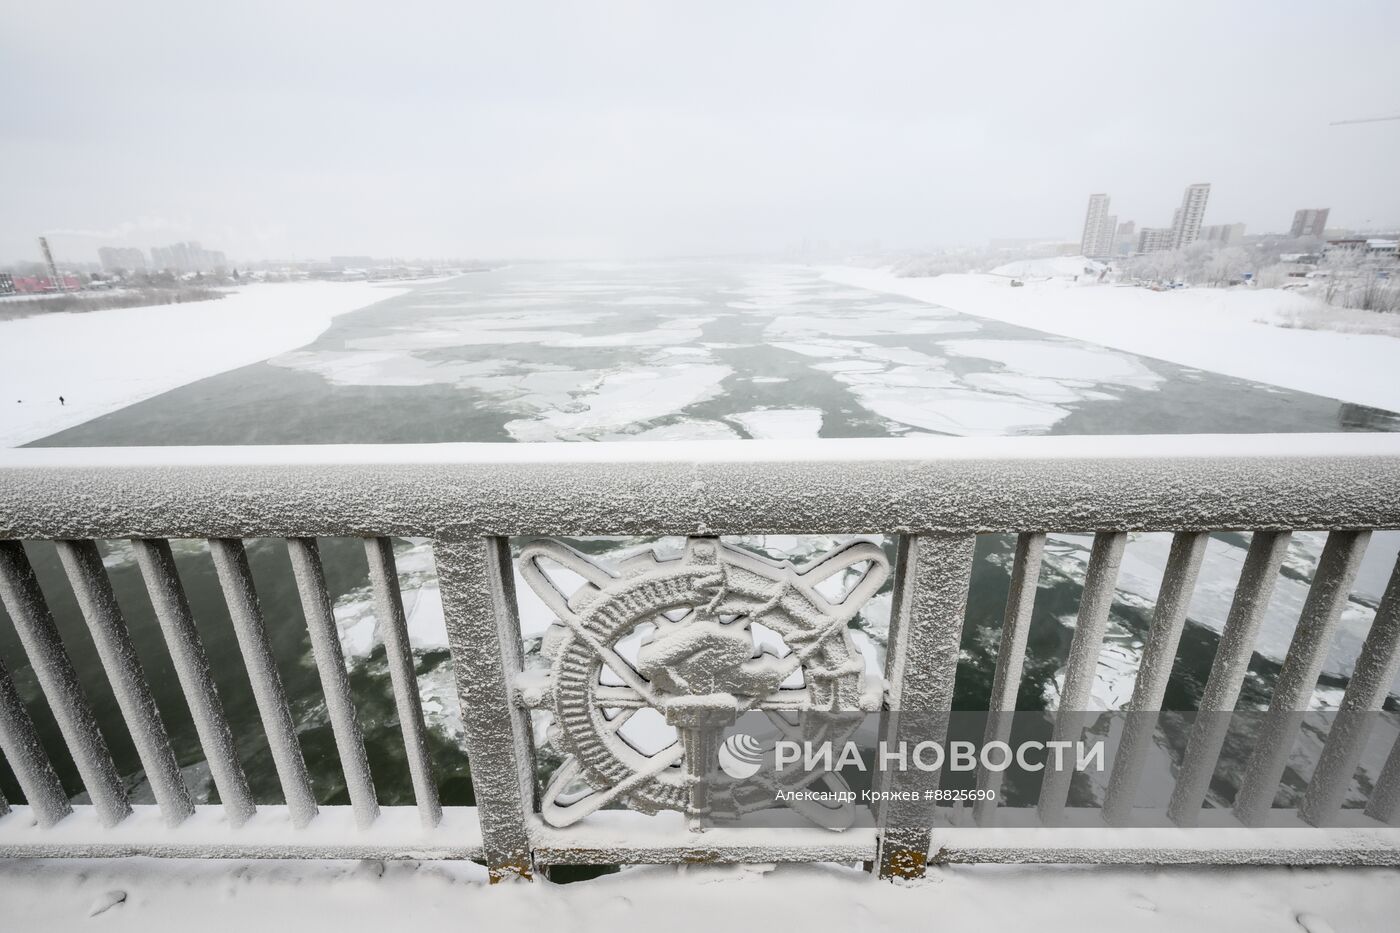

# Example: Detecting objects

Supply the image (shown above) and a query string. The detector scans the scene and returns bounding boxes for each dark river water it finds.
[3,262,1397,817]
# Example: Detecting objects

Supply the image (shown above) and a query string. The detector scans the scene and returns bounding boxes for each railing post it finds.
[57,539,194,827]
[1301,549,1400,825]
[1038,531,1126,825]
[1167,530,1290,826]
[1103,531,1209,825]
[132,538,256,827]
[874,533,975,880]
[974,532,1045,826]
[435,537,536,882]
[287,537,380,829]
[0,653,72,827]
[364,537,443,828]
[1235,530,1371,826]
[0,540,131,828]
[208,538,319,829]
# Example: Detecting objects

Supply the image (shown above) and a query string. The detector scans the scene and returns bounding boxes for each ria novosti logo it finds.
[717,732,764,779]
[716,730,1105,779]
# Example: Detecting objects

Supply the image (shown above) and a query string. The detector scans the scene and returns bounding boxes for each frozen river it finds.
[5,262,1399,818]
[30,262,1400,445]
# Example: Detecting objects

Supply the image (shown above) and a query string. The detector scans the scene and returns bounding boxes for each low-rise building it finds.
[11,275,82,293]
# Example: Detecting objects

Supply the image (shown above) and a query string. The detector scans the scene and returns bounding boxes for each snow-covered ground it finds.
[824,266,1400,413]
[0,281,412,447]
[0,858,1395,932]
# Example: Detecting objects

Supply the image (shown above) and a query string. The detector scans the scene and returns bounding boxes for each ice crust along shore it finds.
[823,265,1400,413]
[0,281,412,447]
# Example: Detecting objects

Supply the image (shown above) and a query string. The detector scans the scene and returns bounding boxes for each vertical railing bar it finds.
[0,540,131,827]
[286,537,379,829]
[0,653,72,827]
[207,537,318,829]
[1234,530,1371,826]
[973,532,1045,826]
[56,540,194,827]
[874,533,976,880]
[866,532,913,865]
[1365,731,1400,825]
[364,537,442,828]
[880,534,915,700]
[1167,530,1291,826]
[1300,549,1400,825]
[1102,531,1209,825]
[1036,531,1126,825]
[434,535,532,874]
[436,537,535,882]
[132,538,255,827]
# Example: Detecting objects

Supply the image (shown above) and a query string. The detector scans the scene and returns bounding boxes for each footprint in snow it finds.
[88,890,127,917]
[1295,913,1336,933]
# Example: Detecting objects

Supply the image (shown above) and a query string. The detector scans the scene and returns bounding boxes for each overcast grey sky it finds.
[3,1,1398,264]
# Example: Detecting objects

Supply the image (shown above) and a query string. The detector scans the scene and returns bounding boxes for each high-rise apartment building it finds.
[1080,193,1116,259]
[1112,220,1136,256]
[1170,183,1211,249]
[98,246,148,273]
[149,241,228,273]
[1290,208,1330,239]
[1138,227,1176,253]
[1199,223,1246,245]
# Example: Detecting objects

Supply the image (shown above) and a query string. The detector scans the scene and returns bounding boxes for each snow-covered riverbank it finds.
[0,281,414,447]
[823,266,1400,413]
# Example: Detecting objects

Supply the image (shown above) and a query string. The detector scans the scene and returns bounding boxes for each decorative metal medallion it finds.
[517,537,889,831]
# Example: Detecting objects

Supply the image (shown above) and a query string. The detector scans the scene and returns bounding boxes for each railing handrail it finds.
[3,433,1400,878]
[3,434,1400,539]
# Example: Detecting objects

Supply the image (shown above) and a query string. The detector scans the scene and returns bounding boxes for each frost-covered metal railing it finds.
[0,435,1398,881]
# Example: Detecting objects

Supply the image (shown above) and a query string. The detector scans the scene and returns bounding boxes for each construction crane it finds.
[1329,114,1400,126]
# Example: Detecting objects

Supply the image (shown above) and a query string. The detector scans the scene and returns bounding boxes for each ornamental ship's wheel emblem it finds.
[517,537,889,831]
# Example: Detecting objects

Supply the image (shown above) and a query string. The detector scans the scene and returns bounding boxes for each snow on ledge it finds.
[1,432,1399,470]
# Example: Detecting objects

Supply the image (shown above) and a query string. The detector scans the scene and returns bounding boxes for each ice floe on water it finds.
[941,339,1163,390]
[602,418,740,441]
[505,361,733,441]
[764,319,1165,436]
[269,349,505,387]
[860,389,1070,436]
[611,295,708,306]
[550,326,706,348]
[727,408,823,439]
[770,334,1078,436]
[768,310,977,338]
[331,540,447,657]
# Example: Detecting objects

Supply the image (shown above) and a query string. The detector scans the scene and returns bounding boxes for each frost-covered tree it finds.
[1205,247,1250,286]
[1317,245,1400,312]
